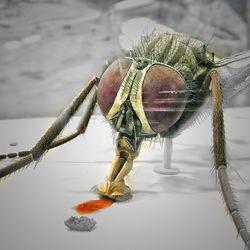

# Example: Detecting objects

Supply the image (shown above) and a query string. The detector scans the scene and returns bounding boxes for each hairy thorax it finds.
[98,31,216,138]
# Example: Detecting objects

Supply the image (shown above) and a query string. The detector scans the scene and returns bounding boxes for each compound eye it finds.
[142,64,188,133]
[97,58,132,116]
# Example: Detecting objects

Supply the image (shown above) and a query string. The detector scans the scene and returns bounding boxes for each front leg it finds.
[98,133,143,200]
[209,70,250,248]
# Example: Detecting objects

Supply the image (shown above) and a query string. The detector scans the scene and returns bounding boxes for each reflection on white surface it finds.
[0,108,249,250]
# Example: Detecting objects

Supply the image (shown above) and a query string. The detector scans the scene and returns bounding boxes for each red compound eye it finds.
[97,58,132,116]
[142,64,187,133]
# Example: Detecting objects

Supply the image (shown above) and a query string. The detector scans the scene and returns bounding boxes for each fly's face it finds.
[97,57,188,137]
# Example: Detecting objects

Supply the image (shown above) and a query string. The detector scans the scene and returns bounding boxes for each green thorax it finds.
[131,31,215,83]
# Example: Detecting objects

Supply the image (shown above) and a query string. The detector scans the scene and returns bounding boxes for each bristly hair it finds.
[129,31,162,61]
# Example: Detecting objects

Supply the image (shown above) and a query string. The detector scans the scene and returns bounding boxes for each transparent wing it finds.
[215,51,250,105]
[118,17,177,51]
[116,1,247,55]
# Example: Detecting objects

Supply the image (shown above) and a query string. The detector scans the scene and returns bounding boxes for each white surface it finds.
[0,108,250,250]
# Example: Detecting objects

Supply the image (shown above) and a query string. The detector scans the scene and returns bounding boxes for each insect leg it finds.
[209,70,250,249]
[97,133,143,200]
[0,76,99,179]
[48,88,97,149]
[0,151,31,160]
[0,87,97,160]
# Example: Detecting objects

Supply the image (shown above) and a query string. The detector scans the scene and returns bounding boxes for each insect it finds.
[0,28,250,248]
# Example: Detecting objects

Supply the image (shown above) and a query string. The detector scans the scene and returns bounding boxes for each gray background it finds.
[0,0,250,119]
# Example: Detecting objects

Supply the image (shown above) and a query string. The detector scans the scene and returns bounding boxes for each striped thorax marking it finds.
[129,62,153,134]
[106,58,155,134]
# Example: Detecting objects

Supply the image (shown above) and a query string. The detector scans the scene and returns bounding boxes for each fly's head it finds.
[97,57,188,138]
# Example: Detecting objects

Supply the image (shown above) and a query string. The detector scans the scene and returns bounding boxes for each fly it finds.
[0,28,250,249]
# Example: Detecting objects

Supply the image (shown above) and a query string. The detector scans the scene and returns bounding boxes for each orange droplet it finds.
[75,199,113,214]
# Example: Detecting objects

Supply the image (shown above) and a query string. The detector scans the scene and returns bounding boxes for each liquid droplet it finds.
[75,199,113,214]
